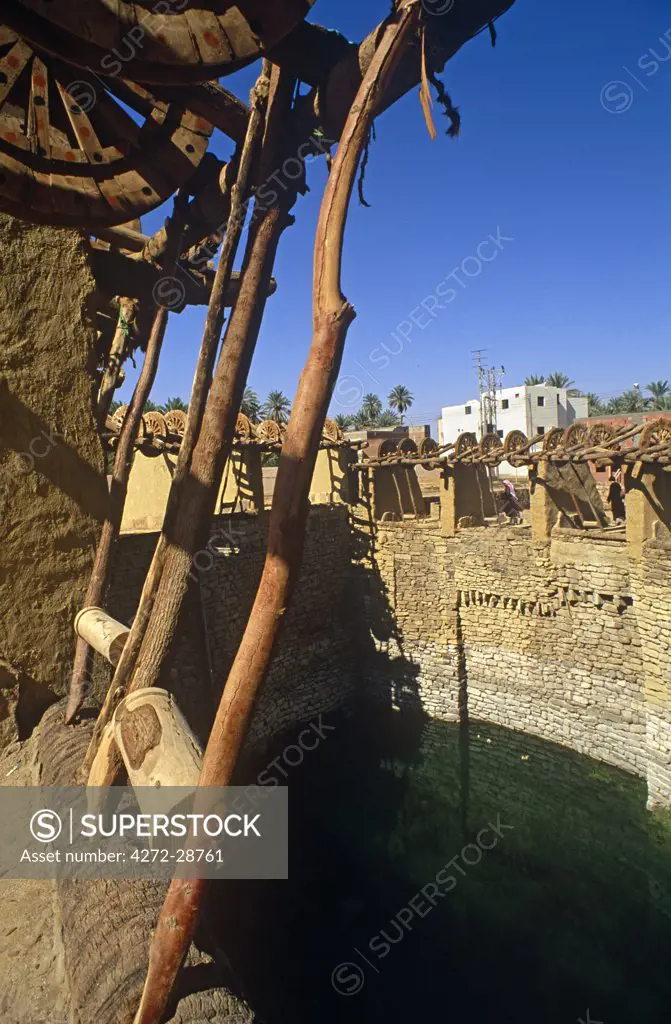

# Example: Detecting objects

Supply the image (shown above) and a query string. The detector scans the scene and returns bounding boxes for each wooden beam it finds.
[88,247,276,310]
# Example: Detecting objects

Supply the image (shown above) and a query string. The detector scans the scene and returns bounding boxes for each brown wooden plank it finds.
[0,39,32,110]
[29,56,50,157]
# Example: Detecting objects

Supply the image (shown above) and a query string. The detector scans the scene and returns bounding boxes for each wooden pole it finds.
[131,6,421,1022]
[82,65,296,767]
[96,298,133,427]
[66,191,188,725]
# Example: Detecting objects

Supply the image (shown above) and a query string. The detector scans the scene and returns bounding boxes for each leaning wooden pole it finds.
[132,6,421,1022]
[74,66,271,735]
[83,66,298,769]
[65,200,186,723]
[96,298,133,427]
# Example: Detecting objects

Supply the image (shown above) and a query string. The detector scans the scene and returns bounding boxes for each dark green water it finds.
[223,704,671,1024]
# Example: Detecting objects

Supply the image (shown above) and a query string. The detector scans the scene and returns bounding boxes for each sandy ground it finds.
[0,736,70,1024]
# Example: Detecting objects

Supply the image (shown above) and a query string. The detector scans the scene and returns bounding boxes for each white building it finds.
[438,384,588,478]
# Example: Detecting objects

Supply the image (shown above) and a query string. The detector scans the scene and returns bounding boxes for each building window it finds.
[501,399,509,410]
[465,405,471,415]
[537,425,545,435]
[515,392,519,398]
[537,396,545,407]
[497,429,504,439]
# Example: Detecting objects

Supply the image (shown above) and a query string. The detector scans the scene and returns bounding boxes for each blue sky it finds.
[122,0,671,428]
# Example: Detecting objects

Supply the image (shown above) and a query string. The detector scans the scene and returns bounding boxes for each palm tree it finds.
[109,399,121,416]
[143,399,159,413]
[653,395,671,411]
[377,408,401,427]
[360,393,382,424]
[350,411,369,430]
[585,392,604,416]
[160,396,188,413]
[388,384,414,424]
[646,380,670,407]
[262,390,291,425]
[545,371,574,389]
[524,374,545,386]
[333,413,352,431]
[606,389,647,414]
[241,387,262,422]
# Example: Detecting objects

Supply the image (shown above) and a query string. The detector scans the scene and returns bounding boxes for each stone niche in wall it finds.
[0,215,107,746]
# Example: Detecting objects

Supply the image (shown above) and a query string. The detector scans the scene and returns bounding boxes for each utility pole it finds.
[471,348,488,439]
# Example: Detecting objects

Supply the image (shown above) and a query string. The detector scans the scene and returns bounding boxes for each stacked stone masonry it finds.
[106,506,670,809]
[108,508,357,752]
[365,518,670,807]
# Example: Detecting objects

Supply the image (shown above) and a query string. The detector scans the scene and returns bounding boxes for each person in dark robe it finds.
[500,479,522,524]
[607,474,626,522]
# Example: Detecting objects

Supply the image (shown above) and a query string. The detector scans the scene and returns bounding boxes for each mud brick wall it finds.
[364,519,665,798]
[0,216,106,745]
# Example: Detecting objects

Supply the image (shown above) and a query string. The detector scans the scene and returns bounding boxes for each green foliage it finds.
[388,384,414,424]
[376,408,401,427]
[585,392,605,416]
[333,413,353,430]
[159,396,188,413]
[241,387,262,423]
[143,400,159,413]
[524,374,545,386]
[646,380,671,407]
[261,390,291,425]
[606,389,647,414]
[545,371,574,389]
[360,393,383,422]
[109,399,121,415]
[348,393,400,429]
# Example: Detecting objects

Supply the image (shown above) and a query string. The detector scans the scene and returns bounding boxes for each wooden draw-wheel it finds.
[453,432,478,458]
[0,26,212,227]
[640,417,671,450]
[503,429,528,457]
[4,1,317,85]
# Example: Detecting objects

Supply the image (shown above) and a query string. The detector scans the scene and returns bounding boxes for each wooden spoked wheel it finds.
[542,426,564,452]
[235,412,253,439]
[322,418,343,444]
[503,429,528,456]
[454,432,478,457]
[397,437,418,456]
[378,438,398,457]
[640,417,671,450]
[255,419,282,443]
[563,422,589,449]
[479,432,503,457]
[4,1,316,85]
[587,423,615,447]
[143,410,167,437]
[164,409,187,436]
[111,404,146,438]
[0,27,212,227]
[418,437,438,458]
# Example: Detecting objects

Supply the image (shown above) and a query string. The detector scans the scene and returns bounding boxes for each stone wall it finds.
[107,507,357,752]
[359,514,670,805]
[635,541,671,808]
[0,216,106,744]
